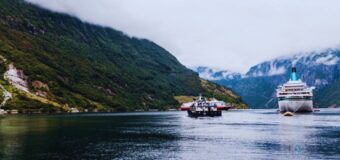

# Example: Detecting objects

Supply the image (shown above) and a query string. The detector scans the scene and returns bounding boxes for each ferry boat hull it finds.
[187,110,222,117]
[278,99,313,113]
[180,102,193,111]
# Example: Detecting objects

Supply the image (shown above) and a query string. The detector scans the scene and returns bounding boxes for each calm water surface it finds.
[0,109,339,160]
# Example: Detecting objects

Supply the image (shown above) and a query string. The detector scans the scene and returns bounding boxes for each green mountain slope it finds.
[316,78,340,108]
[0,0,246,112]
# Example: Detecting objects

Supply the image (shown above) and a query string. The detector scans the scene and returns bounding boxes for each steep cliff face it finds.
[196,50,340,108]
[0,0,245,112]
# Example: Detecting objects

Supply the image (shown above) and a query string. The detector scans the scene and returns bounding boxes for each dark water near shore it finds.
[0,109,339,160]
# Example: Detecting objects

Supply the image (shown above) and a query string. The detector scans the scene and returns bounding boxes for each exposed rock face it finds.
[32,80,49,89]
[34,90,48,97]
[0,84,12,107]
[4,64,29,92]
[32,80,49,97]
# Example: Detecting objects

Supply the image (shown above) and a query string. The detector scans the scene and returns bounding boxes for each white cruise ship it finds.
[276,67,314,113]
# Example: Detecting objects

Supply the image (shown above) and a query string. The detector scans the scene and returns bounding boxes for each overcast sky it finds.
[26,0,340,73]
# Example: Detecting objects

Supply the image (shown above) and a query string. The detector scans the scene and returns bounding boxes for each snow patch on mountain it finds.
[268,66,286,76]
[249,70,264,77]
[193,66,241,80]
[266,49,339,66]
[198,68,221,80]
[247,61,287,77]
[315,79,329,86]
[315,54,339,65]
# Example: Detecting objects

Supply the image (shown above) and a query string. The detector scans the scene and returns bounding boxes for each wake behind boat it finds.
[276,67,314,113]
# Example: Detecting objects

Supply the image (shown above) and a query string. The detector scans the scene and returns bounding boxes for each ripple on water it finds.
[0,109,339,160]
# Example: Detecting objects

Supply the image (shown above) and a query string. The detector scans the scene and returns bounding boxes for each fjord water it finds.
[0,109,339,160]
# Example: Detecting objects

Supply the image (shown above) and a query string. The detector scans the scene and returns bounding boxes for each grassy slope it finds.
[0,0,246,111]
[316,78,340,107]
[175,79,247,109]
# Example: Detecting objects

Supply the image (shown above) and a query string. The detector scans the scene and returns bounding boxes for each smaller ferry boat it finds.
[180,97,229,111]
[187,95,222,117]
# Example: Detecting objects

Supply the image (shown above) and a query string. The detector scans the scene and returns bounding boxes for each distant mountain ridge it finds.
[195,49,340,108]
[0,0,246,112]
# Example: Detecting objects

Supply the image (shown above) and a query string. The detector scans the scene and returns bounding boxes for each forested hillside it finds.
[0,0,246,112]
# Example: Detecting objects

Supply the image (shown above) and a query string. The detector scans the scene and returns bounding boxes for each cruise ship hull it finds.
[278,100,313,113]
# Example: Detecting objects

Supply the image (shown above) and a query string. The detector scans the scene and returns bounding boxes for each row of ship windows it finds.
[279,97,312,100]
[284,89,304,91]
[284,86,304,88]
[279,92,311,95]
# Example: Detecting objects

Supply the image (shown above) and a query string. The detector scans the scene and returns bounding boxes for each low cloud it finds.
[26,0,340,73]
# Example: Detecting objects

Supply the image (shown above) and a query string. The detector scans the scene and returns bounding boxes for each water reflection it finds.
[0,109,339,159]
[274,114,316,159]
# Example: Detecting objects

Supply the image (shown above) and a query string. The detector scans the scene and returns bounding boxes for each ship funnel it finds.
[289,67,298,81]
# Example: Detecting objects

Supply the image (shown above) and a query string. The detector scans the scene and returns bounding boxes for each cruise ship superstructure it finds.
[276,67,314,113]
